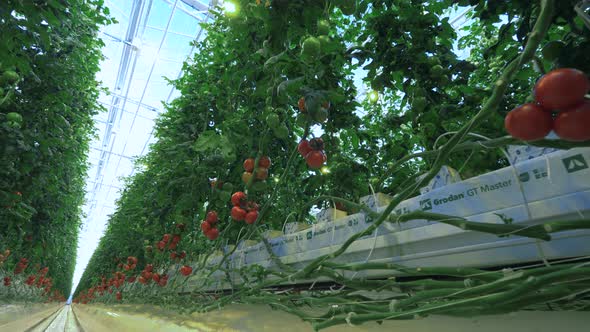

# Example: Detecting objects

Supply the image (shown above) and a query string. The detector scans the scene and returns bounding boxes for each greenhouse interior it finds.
[1,0,590,331]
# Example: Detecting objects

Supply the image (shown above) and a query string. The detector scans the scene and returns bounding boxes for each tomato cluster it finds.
[230,191,259,224]
[505,68,590,141]
[201,211,220,240]
[242,156,271,188]
[298,95,330,124]
[1,255,57,298]
[14,257,28,274]
[298,138,327,169]
[122,256,138,271]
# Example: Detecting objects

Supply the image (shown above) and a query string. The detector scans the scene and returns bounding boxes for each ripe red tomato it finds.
[243,158,255,172]
[258,156,271,168]
[534,68,590,110]
[554,100,590,141]
[245,210,258,224]
[116,291,122,301]
[504,103,553,141]
[171,234,181,244]
[205,211,218,224]
[201,221,211,233]
[255,167,268,180]
[180,265,193,276]
[231,206,247,221]
[162,234,171,243]
[170,252,177,260]
[231,191,246,206]
[306,150,326,169]
[152,273,161,282]
[298,97,306,113]
[127,276,136,283]
[206,228,219,240]
[298,140,311,157]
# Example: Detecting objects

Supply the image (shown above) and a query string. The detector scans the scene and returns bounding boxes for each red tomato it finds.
[258,156,271,168]
[534,68,590,110]
[504,103,553,141]
[170,252,177,260]
[152,273,160,282]
[206,228,219,240]
[243,158,255,172]
[175,223,186,231]
[298,140,311,157]
[171,234,181,244]
[245,210,258,224]
[231,191,246,206]
[298,97,306,113]
[306,150,326,169]
[116,291,122,301]
[205,211,218,224]
[554,100,590,141]
[231,206,247,221]
[201,221,211,233]
[157,241,166,250]
[145,264,153,272]
[255,167,268,180]
[162,234,171,243]
[180,265,193,276]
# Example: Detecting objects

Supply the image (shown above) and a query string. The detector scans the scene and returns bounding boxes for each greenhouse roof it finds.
[72,0,217,292]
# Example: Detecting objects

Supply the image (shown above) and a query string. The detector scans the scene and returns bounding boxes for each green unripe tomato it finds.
[6,112,22,123]
[313,108,328,123]
[339,0,356,15]
[430,65,444,77]
[412,97,427,111]
[1,71,19,85]
[302,37,321,58]
[317,19,330,35]
[317,35,333,53]
[296,114,309,128]
[273,124,289,139]
[266,113,280,128]
[222,182,234,193]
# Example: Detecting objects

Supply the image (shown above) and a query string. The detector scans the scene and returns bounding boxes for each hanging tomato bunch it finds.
[505,68,590,141]
[242,156,271,186]
[298,138,327,169]
[201,211,220,240]
[230,191,259,224]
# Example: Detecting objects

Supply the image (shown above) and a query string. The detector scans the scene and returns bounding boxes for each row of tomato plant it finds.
[74,0,589,329]
[0,0,113,300]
